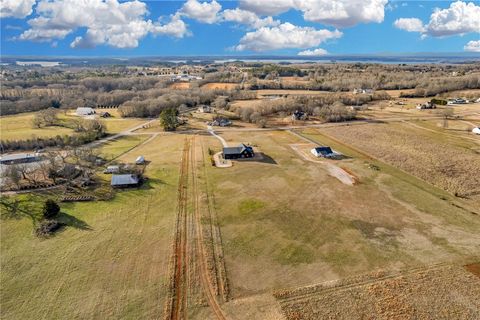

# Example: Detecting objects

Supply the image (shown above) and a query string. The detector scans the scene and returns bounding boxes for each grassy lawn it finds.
[0,134,186,319]
[98,135,150,161]
[0,110,146,141]
[0,112,74,140]
[201,130,480,297]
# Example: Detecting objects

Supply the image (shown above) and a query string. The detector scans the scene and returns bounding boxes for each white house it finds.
[76,107,95,116]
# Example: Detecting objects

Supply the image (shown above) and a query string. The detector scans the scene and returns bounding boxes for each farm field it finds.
[0,134,185,319]
[276,263,480,320]
[0,112,75,140]
[315,122,480,203]
[0,110,146,141]
[98,135,150,160]
[168,82,191,89]
[256,89,331,97]
[201,129,480,316]
[201,82,239,90]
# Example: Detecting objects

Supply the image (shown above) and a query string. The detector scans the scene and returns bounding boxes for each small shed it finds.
[111,174,140,188]
[104,165,120,174]
[198,105,212,113]
[472,127,480,135]
[100,112,111,118]
[76,107,95,116]
[135,156,145,165]
[223,144,254,159]
[311,146,335,158]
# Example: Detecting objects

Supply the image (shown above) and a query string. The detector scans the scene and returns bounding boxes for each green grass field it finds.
[0,134,186,319]
[0,110,146,141]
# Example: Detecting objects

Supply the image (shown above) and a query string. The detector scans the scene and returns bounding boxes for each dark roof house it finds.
[111,174,140,188]
[223,144,254,159]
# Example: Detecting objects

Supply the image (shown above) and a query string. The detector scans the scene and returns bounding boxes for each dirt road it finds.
[164,136,227,320]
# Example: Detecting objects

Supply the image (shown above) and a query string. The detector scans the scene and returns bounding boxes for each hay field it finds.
[168,82,191,89]
[202,130,480,304]
[256,89,331,97]
[0,134,186,319]
[317,122,480,201]
[276,263,480,320]
[201,82,240,90]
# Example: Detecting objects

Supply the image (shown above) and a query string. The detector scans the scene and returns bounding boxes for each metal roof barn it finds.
[111,174,140,188]
[76,107,95,116]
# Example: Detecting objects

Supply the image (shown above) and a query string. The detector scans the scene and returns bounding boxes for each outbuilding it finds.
[111,174,140,188]
[472,127,480,135]
[135,156,145,165]
[223,144,254,159]
[104,165,120,174]
[311,146,335,158]
[76,107,95,116]
[0,152,41,165]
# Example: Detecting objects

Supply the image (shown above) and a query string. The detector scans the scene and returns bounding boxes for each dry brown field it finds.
[317,122,480,202]
[201,83,239,90]
[168,82,191,89]
[276,263,480,320]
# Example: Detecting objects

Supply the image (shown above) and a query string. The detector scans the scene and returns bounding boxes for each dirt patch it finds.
[202,83,239,90]
[465,263,480,278]
[168,82,191,90]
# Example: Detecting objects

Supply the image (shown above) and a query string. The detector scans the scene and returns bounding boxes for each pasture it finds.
[202,129,480,307]
[0,134,186,319]
[0,110,147,141]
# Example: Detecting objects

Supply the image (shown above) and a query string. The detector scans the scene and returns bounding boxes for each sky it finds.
[0,0,479,57]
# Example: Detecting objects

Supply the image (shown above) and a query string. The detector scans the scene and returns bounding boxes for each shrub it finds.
[36,220,64,236]
[43,199,60,219]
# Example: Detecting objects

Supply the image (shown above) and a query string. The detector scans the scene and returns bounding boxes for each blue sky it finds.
[1,0,479,56]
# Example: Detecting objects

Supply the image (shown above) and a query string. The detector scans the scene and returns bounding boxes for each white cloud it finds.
[222,8,279,29]
[295,0,388,28]
[235,22,342,51]
[18,0,187,48]
[239,0,388,28]
[464,40,480,52]
[151,13,190,39]
[395,1,480,38]
[394,18,426,33]
[0,0,36,18]
[180,0,221,24]
[426,1,480,37]
[239,0,294,16]
[298,48,328,56]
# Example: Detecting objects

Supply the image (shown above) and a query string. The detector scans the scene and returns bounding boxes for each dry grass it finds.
[201,83,239,90]
[202,130,480,303]
[276,263,480,320]
[1,135,185,319]
[318,122,480,200]
[168,82,191,90]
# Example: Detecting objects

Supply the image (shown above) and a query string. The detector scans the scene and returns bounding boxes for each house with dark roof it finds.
[223,144,254,159]
[111,174,140,188]
[311,146,335,158]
